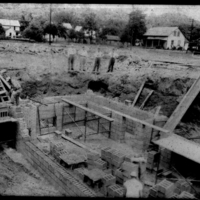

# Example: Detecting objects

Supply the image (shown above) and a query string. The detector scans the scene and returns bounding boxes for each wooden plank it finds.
[120,111,170,134]
[61,134,99,154]
[62,98,114,122]
[0,90,6,95]
[164,75,200,131]
[132,81,145,106]
[140,90,154,109]
[0,75,11,90]
[155,106,162,116]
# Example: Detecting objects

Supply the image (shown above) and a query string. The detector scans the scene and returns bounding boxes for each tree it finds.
[43,23,58,40]
[53,11,77,25]
[19,14,31,32]
[120,25,131,44]
[82,12,98,43]
[0,24,5,36]
[68,29,77,41]
[56,23,67,40]
[22,21,44,42]
[121,9,146,45]
[76,31,84,43]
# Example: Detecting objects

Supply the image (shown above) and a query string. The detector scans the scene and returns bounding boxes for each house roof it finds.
[144,27,179,37]
[106,35,120,41]
[62,23,72,30]
[75,26,83,32]
[0,19,20,27]
[147,36,168,40]
[153,133,200,164]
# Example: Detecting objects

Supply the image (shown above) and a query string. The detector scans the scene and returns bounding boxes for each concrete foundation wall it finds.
[29,94,167,153]
[84,93,154,120]
[87,101,154,152]
[17,135,97,197]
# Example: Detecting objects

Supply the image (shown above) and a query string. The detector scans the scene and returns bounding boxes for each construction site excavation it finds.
[2,11,200,198]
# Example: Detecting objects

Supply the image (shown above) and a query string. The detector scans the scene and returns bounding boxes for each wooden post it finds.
[140,90,154,109]
[84,103,88,142]
[108,112,112,138]
[37,105,41,136]
[132,81,146,106]
[155,150,161,184]
[84,111,87,142]
[74,106,76,121]
[97,118,100,134]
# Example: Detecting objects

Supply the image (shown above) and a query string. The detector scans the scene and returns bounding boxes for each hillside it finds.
[1,4,200,33]
[0,3,131,23]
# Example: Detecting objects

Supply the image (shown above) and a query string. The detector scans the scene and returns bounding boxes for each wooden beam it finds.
[62,98,114,122]
[155,106,162,116]
[120,111,170,134]
[132,81,146,106]
[0,75,11,90]
[61,134,99,155]
[140,90,154,109]
[164,75,200,131]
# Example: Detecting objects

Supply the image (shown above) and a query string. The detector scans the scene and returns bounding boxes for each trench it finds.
[0,121,18,150]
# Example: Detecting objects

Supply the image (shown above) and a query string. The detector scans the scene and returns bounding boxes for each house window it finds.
[9,33,12,37]
[174,31,176,36]
[171,40,174,47]
[177,31,180,37]
[178,40,181,45]
[14,26,15,31]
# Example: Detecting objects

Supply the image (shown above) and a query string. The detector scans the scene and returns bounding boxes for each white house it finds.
[74,25,83,32]
[0,19,20,38]
[143,27,189,50]
[62,23,72,30]
[74,25,96,39]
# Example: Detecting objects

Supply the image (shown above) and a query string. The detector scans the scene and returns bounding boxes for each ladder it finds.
[164,75,200,131]
[0,80,10,103]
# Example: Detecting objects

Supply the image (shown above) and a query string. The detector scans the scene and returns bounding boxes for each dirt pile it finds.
[0,148,62,196]
[88,75,194,117]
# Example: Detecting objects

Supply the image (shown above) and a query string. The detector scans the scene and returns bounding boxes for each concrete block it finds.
[54,130,62,138]
[87,152,100,161]
[114,187,125,197]
[107,184,124,197]
[157,179,175,197]
[100,185,108,196]
[114,168,124,179]
[64,129,72,136]
[102,174,116,186]
[94,159,107,170]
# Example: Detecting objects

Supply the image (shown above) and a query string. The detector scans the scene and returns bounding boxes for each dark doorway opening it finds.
[0,122,18,150]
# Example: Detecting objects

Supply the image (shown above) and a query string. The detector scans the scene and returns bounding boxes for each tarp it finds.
[153,134,200,164]
[147,37,168,40]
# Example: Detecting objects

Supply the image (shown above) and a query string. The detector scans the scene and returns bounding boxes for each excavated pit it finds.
[1,41,200,196]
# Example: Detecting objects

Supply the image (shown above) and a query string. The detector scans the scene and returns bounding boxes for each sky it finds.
[67,4,200,21]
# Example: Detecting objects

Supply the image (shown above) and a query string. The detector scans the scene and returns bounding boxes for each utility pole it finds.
[49,3,52,45]
[189,19,194,43]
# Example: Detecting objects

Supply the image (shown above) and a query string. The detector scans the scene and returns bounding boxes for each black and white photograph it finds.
[0,3,200,198]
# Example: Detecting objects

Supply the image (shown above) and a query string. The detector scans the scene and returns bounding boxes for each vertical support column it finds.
[84,103,88,142]
[37,105,41,136]
[155,149,161,184]
[97,118,100,134]
[84,111,87,142]
[108,112,112,138]
[74,106,76,121]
